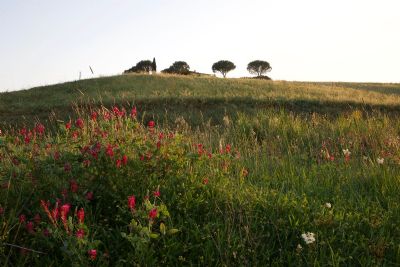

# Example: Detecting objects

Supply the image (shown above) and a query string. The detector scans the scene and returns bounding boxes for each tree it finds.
[212,60,236,78]
[152,57,157,72]
[124,60,153,74]
[247,60,272,77]
[162,61,190,75]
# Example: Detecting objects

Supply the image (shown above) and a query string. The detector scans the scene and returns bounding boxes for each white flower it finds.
[301,232,316,245]
[325,202,332,209]
[377,157,384,164]
[296,244,303,252]
[342,149,351,156]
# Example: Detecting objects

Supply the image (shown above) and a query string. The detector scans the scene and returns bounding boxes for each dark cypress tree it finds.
[152,57,157,72]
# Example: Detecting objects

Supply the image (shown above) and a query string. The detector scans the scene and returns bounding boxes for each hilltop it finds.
[1,73,400,127]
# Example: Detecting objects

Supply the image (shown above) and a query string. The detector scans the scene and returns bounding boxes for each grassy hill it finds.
[1,74,400,127]
[1,74,400,265]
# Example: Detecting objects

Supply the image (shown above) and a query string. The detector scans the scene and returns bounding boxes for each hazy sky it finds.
[0,0,399,91]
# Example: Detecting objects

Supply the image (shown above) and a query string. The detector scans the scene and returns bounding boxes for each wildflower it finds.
[85,191,94,201]
[75,118,84,129]
[153,190,160,197]
[77,208,85,224]
[342,149,351,156]
[203,178,209,185]
[106,144,114,157]
[296,244,303,253]
[157,141,161,149]
[64,163,72,172]
[70,180,78,193]
[116,159,122,168]
[122,155,128,165]
[72,131,79,139]
[19,214,26,223]
[103,111,111,121]
[26,221,34,234]
[65,121,72,130]
[148,120,155,128]
[149,208,157,220]
[325,202,332,209]
[53,151,60,161]
[301,232,316,245]
[83,159,91,167]
[88,249,97,260]
[35,123,45,135]
[130,106,137,118]
[377,157,384,164]
[128,195,136,210]
[91,111,98,121]
[61,204,71,219]
[76,229,85,238]
[225,144,231,153]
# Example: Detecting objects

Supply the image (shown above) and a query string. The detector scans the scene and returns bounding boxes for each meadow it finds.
[1,74,400,266]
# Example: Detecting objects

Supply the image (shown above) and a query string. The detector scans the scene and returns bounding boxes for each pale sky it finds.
[0,0,399,91]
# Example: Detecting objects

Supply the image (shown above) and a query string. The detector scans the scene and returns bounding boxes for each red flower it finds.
[19,214,26,223]
[35,123,45,135]
[225,144,231,153]
[75,118,84,129]
[76,228,85,238]
[85,191,94,201]
[122,155,128,165]
[54,151,60,161]
[26,221,34,234]
[91,111,98,121]
[157,141,161,149]
[116,159,122,168]
[83,159,91,167]
[70,180,78,193]
[88,249,97,260]
[106,144,114,157]
[77,208,85,224]
[61,204,71,219]
[130,107,137,118]
[153,190,160,197]
[149,208,157,220]
[203,178,209,185]
[128,195,136,210]
[103,111,111,121]
[148,120,155,128]
[72,131,79,139]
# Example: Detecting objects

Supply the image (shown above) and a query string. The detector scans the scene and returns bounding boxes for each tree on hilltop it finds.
[124,60,154,74]
[162,61,190,75]
[212,60,236,78]
[247,60,272,77]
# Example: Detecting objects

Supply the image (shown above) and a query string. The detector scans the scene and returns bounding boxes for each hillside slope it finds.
[1,74,400,126]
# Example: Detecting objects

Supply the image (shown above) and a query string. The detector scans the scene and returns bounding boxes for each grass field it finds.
[1,74,400,266]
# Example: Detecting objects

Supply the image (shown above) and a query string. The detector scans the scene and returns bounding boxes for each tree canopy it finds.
[247,60,272,77]
[212,60,236,78]
[162,61,190,75]
[124,60,154,74]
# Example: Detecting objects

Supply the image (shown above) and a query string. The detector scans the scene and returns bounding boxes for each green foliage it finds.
[162,61,190,75]
[124,60,153,74]
[247,60,272,77]
[212,60,236,78]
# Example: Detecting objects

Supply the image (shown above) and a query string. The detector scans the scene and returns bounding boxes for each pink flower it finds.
[149,208,157,220]
[153,190,160,197]
[85,191,94,201]
[19,214,26,223]
[203,178,209,185]
[130,107,137,118]
[77,208,85,224]
[65,121,71,130]
[122,155,128,165]
[225,144,231,153]
[88,249,97,260]
[26,221,34,234]
[148,121,155,128]
[61,204,71,219]
[35,123,45,135]
[91,111,98,121]
[128,195,136,210]
[76,229,85,239]
[106,144,114,157]
[75,118,84,129]
[70,180,78,193]
[116,159,122,168]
